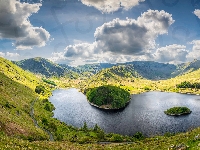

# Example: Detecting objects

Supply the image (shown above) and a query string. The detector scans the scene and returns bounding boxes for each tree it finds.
[82,122,88,131]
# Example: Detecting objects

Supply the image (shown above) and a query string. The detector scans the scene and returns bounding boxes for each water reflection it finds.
[50,89,200,136]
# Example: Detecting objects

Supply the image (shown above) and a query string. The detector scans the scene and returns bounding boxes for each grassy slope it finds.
[0,73,48,140]
[157,68,200,94]
[79,68,154,94]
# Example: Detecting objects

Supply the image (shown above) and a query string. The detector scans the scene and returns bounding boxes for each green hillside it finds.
[0,73,49,140]
[13,57,77,78]
[0,57,41,90]
[173,59,200,77]
[80,67,154,94]
[156,68,200,94]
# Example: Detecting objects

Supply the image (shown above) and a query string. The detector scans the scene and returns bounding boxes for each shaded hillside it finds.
[173,59,200,77]
[123,61,177,80]
[73,63,114,74]
[14,57,79,79]
[67,61,177,80]
[13,57,68,77]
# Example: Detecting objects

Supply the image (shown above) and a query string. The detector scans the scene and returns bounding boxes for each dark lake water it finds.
[49,88,200,136]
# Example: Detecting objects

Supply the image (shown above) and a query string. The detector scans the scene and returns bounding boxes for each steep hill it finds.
[13,57,69,77]
[173,59,200,76]
[80,66,153,94]
[0,57,41,90]
[0,57,50,140]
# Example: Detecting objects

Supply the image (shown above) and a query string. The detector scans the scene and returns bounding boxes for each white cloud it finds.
[6,52,20,58]
[80,0,145,13]
[187,40,200,61]
[194,9,200,19]
[94,10,174,55]
[0,0,50,50]
[153,44,188,64]
[0,52,5,57]
[64,42,97,58]
[0,51,20,60]
[54,10,174,65]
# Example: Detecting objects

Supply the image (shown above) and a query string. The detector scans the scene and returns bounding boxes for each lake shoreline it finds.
[87,99,131,111]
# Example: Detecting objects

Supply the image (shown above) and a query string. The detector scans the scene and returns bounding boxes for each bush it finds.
[133,132,144,140]
[42,118,48,125]
[144,86,151,90]
[44,103,55,112]
[110,134,123,142]
[35,85,45,94]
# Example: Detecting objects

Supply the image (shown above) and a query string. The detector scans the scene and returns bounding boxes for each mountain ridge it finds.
[13,57,200,80]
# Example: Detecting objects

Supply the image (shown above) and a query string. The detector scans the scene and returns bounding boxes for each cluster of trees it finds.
[176,81,200,89]
[164,107,191,115]
[86,85,130,109]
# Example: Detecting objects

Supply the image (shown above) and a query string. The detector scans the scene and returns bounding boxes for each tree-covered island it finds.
[164,107,191,116]
[86,85,131,109]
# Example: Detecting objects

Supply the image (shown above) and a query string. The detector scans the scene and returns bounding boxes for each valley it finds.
[2,57,200,149]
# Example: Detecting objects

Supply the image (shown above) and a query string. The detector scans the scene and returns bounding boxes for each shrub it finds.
[110,134,123,142]
[133,132,144,140]
[35,85,45,94]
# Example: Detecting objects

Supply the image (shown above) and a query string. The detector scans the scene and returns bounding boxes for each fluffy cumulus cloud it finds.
[0,0,50,50]
[95,10,174,55]
[53,10,174,65]
[80,0,145,13]
[64,43,97,58]
[187,40,200,61]
[153,44,188,64]
[194,9,200,19]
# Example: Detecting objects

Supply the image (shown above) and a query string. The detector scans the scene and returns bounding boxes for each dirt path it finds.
[30,97,54,141]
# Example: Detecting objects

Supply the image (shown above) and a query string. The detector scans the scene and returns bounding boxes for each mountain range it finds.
[13,57,200,80]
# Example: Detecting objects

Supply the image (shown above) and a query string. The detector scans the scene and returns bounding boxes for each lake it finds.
[49,88,200,136]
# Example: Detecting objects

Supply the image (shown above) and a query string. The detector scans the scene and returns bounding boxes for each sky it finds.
[1,0,200,66]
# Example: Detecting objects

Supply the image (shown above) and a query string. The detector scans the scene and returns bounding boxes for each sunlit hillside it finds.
[157,68,200,94]
[0,57,41,90]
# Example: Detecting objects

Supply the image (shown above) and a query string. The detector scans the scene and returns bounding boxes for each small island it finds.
[164,107,192,116]
[85,85,131,110]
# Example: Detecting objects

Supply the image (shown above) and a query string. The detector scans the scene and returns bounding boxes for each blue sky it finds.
[0,0,200,66]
